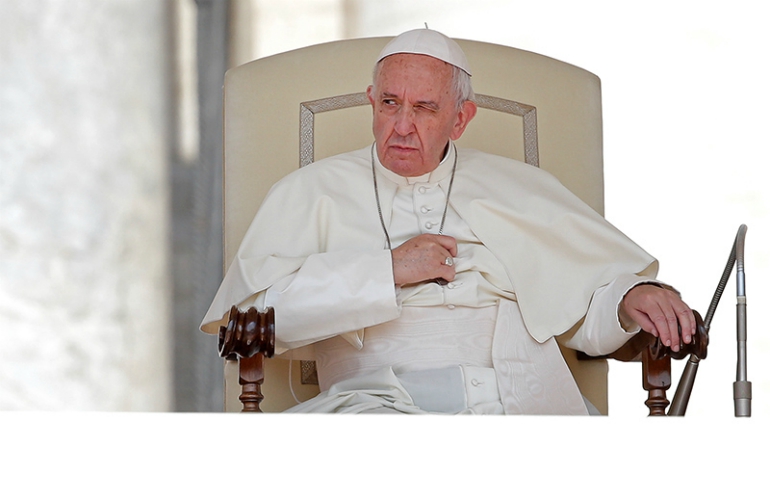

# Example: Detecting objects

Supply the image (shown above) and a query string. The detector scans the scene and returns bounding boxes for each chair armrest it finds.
[607,309,708,362]
[218,306,276,412]
[588,310,708,415]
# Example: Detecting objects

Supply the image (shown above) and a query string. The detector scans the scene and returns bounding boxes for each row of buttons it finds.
[415,184,442,233]
[415,183,461,310]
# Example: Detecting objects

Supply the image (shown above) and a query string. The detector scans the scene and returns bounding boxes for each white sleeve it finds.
[559,273,662,356]
[259,249,401,350]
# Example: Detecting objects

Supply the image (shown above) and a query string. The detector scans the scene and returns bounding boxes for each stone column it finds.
[0,0,172,410]
[170,0,229,412]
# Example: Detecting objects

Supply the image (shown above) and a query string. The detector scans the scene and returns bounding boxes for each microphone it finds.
[734,225,751,417]
[668,224,751,416]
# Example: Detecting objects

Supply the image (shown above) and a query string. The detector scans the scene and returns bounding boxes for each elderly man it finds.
[201,28,695,414]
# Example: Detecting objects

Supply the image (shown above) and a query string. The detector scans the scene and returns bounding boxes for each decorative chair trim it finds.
[299,93,539,168]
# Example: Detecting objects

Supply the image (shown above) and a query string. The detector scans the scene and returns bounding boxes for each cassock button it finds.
[420,206,431,214]
[447,304,456,310]
[425,221,435,229]
[418,186,428,194]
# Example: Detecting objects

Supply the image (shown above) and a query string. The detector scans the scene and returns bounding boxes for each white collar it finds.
[373,142,456,187]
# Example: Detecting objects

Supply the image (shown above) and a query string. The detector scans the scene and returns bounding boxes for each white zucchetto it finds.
[376,28,472,76]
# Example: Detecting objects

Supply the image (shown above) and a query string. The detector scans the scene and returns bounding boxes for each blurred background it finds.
[1,0,767,418]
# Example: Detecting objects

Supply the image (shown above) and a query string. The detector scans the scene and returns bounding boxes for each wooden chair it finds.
[209,36,707,415]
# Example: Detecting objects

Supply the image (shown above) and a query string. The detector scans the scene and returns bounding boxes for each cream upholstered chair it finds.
[220,36,612,414]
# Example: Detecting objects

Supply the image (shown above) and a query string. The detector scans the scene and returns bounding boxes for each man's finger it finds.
[432,234,458,256]
[623,308,658,338]
[656,301,682,350]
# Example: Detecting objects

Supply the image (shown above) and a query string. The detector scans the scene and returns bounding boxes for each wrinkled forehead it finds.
[374,53,454,92]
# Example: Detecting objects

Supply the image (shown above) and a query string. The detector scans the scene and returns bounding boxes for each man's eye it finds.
[383,99,397,106]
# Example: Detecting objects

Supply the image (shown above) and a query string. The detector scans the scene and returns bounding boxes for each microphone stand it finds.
[668,224,751,416]
[734,225,751,417]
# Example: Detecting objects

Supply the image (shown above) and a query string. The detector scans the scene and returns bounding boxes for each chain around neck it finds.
[370,143,458,250]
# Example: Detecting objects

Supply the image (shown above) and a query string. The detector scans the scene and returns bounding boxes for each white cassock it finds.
[201,143,660,414]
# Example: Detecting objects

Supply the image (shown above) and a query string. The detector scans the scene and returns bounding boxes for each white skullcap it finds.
[376,28,472,76]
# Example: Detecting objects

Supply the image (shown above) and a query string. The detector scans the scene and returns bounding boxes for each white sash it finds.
[493,300,588,415]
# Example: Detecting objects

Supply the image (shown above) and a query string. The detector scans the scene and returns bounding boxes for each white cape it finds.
[202,146,657,344]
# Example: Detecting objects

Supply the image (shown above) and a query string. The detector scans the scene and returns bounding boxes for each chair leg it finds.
[239,353,265,413]
[642,347,671,416]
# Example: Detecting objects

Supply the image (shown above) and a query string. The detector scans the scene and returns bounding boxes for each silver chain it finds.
[371,142,458,250]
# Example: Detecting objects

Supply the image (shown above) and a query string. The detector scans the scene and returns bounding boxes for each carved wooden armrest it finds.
[607,309,708,415]
[218,306,275,412]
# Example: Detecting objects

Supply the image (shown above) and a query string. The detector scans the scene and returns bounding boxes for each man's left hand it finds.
[620,284,696,352]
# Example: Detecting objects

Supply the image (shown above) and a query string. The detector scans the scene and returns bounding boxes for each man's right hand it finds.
[391,234,457,286]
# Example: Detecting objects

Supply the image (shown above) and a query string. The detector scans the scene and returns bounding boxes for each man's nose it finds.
[393,107,416,136]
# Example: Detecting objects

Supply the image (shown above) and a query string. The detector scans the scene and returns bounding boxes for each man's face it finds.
[367,54,475,177]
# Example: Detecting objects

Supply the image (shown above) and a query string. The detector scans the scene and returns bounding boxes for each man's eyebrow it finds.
[414,100,440,110]
[378,92,440,110]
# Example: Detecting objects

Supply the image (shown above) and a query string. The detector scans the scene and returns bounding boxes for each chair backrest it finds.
[222,36,608,413]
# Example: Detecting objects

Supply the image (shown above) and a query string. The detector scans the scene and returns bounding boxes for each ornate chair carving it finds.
[210,36,707,414]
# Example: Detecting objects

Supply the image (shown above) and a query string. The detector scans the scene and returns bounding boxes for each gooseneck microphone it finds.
[668,224,750,417]
[734,225,751,417]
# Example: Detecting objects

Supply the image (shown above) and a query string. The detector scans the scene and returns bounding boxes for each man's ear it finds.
[366,85,375,107]
[449,100,478,141]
